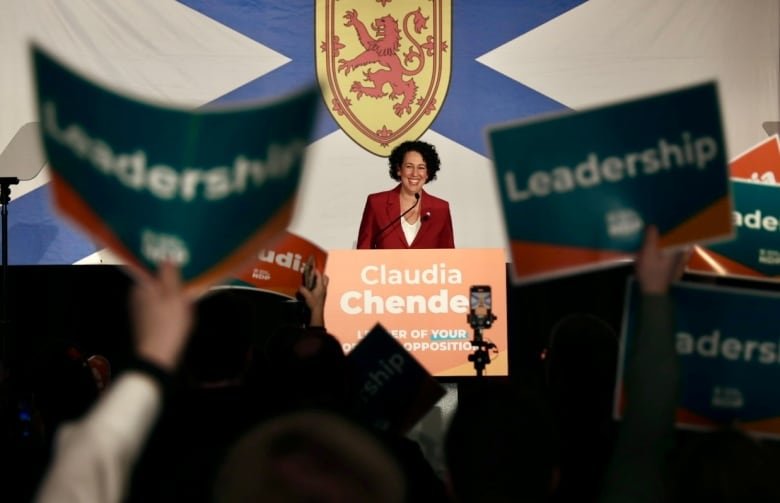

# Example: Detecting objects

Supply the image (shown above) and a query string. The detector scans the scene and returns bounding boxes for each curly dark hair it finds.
[388,140,441,183]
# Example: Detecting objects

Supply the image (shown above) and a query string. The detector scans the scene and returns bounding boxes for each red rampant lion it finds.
[337,8,429,117]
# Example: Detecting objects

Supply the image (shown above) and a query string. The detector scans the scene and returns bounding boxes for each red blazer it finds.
[356,184,455,249]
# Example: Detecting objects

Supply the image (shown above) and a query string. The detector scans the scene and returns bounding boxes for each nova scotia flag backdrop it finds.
[0,0,777,265]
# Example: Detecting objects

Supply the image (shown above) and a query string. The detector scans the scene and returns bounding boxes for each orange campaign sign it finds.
[229,231,327,299]
[324,248,508,377]
[729,135,780,183]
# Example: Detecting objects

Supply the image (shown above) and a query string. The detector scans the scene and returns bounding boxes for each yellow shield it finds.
[316,0,452,156]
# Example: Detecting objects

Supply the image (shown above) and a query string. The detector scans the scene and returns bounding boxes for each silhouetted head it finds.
[261,326,351,414]
[543,315,619,503]
[215,410,405,503]
[445,380,559,502]
[545,313,618,417]
[672,428,780,503]
[183,290,255,386]
[30,340,101,430]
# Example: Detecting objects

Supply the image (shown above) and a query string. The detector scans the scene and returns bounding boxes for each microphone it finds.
[373,192,420,249]
[422,211,431,222]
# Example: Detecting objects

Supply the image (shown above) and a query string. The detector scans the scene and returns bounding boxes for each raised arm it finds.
[36,263,195,503]
[601,226,688,503]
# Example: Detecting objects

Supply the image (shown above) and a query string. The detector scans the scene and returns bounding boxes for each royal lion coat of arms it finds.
[316,0,452,156]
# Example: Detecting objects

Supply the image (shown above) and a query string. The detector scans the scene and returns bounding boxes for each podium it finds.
[324,248,508,377]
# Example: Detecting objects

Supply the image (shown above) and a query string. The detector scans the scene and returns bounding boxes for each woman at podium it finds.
[356,140,455,249]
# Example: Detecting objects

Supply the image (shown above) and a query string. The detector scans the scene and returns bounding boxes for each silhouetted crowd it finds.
[3,228,780,502]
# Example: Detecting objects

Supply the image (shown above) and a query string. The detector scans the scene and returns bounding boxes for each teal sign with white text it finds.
[619,280,780,438]
[32,46,317,290]
[488,83,732,283]
[702,180,780,278]
[349,324,445,433]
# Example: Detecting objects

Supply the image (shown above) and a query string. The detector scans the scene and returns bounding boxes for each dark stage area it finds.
[4,263,780,501]
[4,262,779,383]
[1,263,636,381]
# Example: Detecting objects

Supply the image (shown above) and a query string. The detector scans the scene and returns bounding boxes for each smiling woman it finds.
[356,140,455,249]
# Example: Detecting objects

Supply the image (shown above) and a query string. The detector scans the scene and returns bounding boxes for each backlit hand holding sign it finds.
[32,45,317,292]
[635,225,689,295]
[606,225,683,502]
[298,269,330,328]
[130,262,195,372]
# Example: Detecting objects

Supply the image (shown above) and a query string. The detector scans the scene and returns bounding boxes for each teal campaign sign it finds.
[488,82,732,283]
[695,179,780,279]
[348,324,445,433]
[32,46,318,290]
[619,280,780,438]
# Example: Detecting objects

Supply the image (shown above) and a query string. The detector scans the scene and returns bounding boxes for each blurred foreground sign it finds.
[32,45,317,291]
[688,135,780,281]
[348,324,446,433]
[729,134,780,184]
[617,280,780,439]
[229,231,328,299]
[489,82,732,284]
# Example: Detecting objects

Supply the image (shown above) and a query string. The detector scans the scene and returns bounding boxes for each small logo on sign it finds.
[711,386,744,409]
[141,229,190,265]
[750,171,778,185]
[252,269,271,281]
[606,209,643,238]
[759,248,780,265]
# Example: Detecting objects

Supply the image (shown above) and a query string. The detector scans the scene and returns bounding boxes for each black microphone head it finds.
[415,192,420,200]
[423,211,431,221]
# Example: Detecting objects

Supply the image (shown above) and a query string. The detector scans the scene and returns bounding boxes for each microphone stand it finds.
[0,122,47,380]
[1,177,18,379]
[372,192,420,249]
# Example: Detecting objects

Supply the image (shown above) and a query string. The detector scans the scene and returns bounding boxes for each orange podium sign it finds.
[324,249,508,377]
[229,231,327,299]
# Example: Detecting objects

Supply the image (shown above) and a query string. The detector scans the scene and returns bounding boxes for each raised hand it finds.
[635,225,689,295]
[130,262,195,371]
[297,269,330,328]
